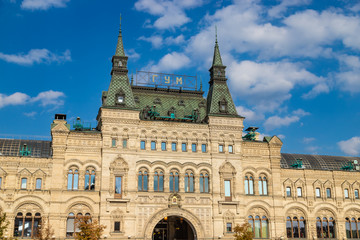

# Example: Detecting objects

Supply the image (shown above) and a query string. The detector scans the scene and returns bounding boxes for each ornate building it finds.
[1,24,360,240]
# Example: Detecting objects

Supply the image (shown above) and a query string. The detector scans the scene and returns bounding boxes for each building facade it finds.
[1,25,360,240]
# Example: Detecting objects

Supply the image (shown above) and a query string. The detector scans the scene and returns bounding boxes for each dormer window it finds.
[117,96,124,103]
[116,93,125,105]
[219,98,227,113]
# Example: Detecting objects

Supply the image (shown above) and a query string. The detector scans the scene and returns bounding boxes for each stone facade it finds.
[1,26,360,240]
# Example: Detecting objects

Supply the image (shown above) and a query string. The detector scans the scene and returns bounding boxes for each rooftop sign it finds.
[135,71,198,90]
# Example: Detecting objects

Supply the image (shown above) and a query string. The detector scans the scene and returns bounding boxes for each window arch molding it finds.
[219,161,236,200]
[294,179,305,198]
[342,181,352,200]
[247,207,270,239]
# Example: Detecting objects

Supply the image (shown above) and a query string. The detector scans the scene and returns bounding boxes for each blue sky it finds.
[0,0,360,156]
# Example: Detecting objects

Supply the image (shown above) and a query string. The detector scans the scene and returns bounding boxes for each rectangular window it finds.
[115,176,122,198]
[316,188,321,198]
[140,140,145,150]
[219,144,224,153]
[122,139,127,148]
[21,178,27,189]
[286,187,291,197]
[172,142,177,151]
[225,180,231,201]
[151,141,156,150]
[297,187,302,197]
[201,144,206,153]
[355,189,359,199]
[228,145,233,153]
[226,223,232,233]
[161,142,166,151]
[114,221,120,232]
[36,178,42,190]
[344,189,349,198]
[112,138,117,147]
[182,143,187,152]
[326,188,331,198]
[192,143,197,152]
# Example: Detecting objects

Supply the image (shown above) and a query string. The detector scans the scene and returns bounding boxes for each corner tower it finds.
[206,35,238,117]
[102,22,136,109]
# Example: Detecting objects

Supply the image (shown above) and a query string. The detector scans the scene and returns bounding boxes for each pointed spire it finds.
[131,72,134,85]
[115,14,125,56]
[212,25,223,67]
[199,76,203,91]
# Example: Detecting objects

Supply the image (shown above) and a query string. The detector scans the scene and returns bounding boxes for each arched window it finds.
[245,174,254,195]
[169,170,179,192]
[184,171,194,193]
[316,217,336,238]
[286,216,306,238]
[66,213,75,237]
[258,175,268,195]
[346,217,360,238]
[138,169,148,191]
[85,169,95,190]
[14,212,41,238]
[154,170,164,191]
[67,167,79,190]
[248,215,269,238]
[200,172,209,193]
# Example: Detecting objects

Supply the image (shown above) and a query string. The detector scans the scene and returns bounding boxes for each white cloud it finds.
[126,49,140,60]
[21,0,70,10]
[165,35,185,45]
[0,49,71,65]
[227,60,326,112]
[264,115,299,131]
[236,105,264,121]
[278,134,286,139]
[138,35,163,48]
[306,145,319,154]
[338,137,360,156]
[268,0,311,18]
[303,137,315,144]
[149,52,190,72]
[24,111,37,117]
[30,90,65,106]
[335,55,360,93]
[264,108,309,130]
[134,0,204,29]
[0,90,65,109]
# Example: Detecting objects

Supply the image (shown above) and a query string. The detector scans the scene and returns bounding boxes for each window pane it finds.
[297,187,302,197]
[144,174,148,191]
[90,175,95,190]
[73,173,79,190]
[67,174,73,190]
[175,175,179,192]
[85,174,89,190]
[326,188,331,198]
[200,177,204,193]
[154,174,158,191]
[14,217,23,237]
[345,189,349,198]
[192,144,196,152]
[323,220,328,238]
[170,175,173,192]
[229,145,233,153]
[316,188,321,197]
[36,178,42,189]
[151,141,156,150]
[161,142,166,151]
[226,223,232,232]
[24,217,32,237]
[172,142,177,151]
[346,221,351,238]
[159,175,164,191]
[21,178,27,189]
[316,220,322,238]
[190,176,194,192]
[219,145,224,152]
[286,187,291,197]
[224,180,231,197]
[293,218,299,238]
[185,176,188,192]
[114,221,120,231]
[115,177,122,194]
[300,219,306,238]
[140,140,145,150]
[182,143,187,152]
[138,175,142,191]
[245,179,249,194]
[261,218,268,238]
[249,179,254,194]
[112,138,116,147]
[355,189,359,199]
[259,180,263,195]
[286,219,292,238]
[329,220,335,238]
[201,144,206,153]
[352,221,357,238]
[205,177,209,193]
[0,177,2,189]
[123,139,127,148]
[255,218,261,238]
[263,181,268,195]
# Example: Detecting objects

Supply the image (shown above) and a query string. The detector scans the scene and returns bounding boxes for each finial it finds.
[119,14,122,32]
[200,76,203,91]
[131,72,134,85]
[215,25,218,43]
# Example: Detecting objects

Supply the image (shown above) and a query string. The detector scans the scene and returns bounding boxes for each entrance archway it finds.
[152,216,195,240]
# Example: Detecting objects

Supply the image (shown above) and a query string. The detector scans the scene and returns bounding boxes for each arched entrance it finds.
[152,216,196,240]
